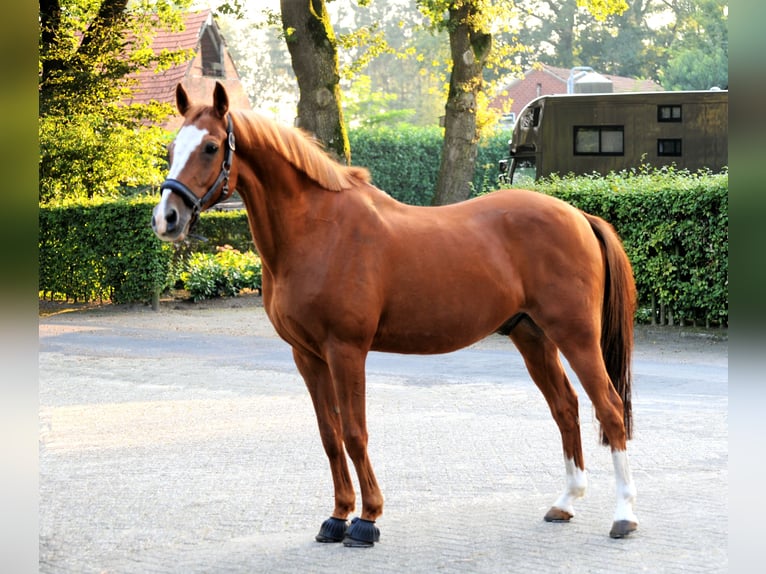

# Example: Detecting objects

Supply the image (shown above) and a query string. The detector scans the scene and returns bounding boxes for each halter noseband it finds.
[160,114,236,230]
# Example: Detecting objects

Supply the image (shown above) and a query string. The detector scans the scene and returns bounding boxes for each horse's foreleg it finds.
[509,318,587,522]
[292,348,355,543]
[326,342,383,547]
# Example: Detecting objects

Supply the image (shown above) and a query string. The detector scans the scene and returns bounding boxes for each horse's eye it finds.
[204,142,219,154]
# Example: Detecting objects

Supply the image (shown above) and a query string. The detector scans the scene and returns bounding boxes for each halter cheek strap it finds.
[160,114,236,229]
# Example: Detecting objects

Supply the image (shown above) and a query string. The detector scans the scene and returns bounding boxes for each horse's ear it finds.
[213,81,229,118]
[176,83,191,116]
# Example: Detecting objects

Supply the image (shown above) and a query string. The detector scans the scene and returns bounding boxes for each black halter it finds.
[160,114,236,231]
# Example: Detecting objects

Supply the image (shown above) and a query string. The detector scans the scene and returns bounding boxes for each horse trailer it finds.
[499,90,728,184]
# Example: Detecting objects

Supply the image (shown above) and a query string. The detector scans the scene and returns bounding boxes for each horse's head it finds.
[151,82,237,242]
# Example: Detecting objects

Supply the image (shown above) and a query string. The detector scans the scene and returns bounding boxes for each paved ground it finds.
[39,296,728,573]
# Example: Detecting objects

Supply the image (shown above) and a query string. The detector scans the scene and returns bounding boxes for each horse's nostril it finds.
[151,215,157,230]
[166,208,178,231]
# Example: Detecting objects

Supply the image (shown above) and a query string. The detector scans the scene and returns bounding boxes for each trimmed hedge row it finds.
[530,169,728,327]
[39,197,173,304]
[350,125,510,205]
[38,165,727,326]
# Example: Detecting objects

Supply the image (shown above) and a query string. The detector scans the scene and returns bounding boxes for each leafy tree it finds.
[419,0,495,205]
[577,0,666,79]
[279,0,350,163]
[333,1,449,128]
[508,0,727,88]
[422,0,627,205]
[659,0,728,89]
[39,0,193,203]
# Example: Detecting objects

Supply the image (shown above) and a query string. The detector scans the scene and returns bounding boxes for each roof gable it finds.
[125,10,210,107]
[125,10,251,113]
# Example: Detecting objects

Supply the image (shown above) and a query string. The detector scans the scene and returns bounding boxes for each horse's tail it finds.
[584,213,637,445]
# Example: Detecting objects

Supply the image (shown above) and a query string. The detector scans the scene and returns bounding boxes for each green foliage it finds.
[528,167,728,326]
[39,109,173,203]
[661,47,728,91]
[350,124,441,205]
[39,197,259,304]
[349,124,509,205]
[180,247,262,301]
[508,0,727,88]
[38,165,727,327]
[344,75,416,127]
[659,0,728,90]
[39,196,174,304]
[39,0,193,202]
[178,208,255,255]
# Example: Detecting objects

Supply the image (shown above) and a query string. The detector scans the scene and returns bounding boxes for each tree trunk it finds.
[555,0,577,70]
[431,2,491,206]
[280,0,350,164]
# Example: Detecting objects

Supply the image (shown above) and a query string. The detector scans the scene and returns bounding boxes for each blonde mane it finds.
[231,110,370,191]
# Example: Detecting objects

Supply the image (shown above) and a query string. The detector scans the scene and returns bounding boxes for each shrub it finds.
[39,196,173,304]
[180,247,262,301]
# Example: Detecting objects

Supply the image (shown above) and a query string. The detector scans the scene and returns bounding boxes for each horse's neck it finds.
[235,153,317,271]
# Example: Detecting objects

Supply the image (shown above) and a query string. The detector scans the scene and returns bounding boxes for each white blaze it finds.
[152,188,175,235]
[168,125,208,179]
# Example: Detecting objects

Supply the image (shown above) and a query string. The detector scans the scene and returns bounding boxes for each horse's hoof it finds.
[315,516,349,543]
[342,517,380,548]
[544,507,573,523]
[609,520,638,539]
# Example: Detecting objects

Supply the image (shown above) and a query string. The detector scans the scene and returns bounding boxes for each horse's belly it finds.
[370,303,511,355]
[371,332,490,355]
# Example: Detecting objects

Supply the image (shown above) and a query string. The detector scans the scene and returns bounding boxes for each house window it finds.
[658,138,682,156]
[658,105,682,122]
[201,26,224,78]
[574,126,624,155]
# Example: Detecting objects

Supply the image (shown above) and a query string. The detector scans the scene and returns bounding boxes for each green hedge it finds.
[39,196,173,304]
[529,168,728,327]
[39,166,727,327]
[350,125,510,205]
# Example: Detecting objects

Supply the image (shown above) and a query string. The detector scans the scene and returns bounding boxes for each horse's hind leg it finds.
[548,322,639,538]
[292,348,356,543]
[509,317,587,522]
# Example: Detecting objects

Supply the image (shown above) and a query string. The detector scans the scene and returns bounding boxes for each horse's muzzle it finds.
[151,192,192,242]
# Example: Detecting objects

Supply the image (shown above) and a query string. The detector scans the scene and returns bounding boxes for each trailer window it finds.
[574,126,624,155]
[658,138,682,156]
[658,105,682,122]
[520,106,541,129]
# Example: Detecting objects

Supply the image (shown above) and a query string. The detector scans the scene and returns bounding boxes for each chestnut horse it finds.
[151,83,639,546]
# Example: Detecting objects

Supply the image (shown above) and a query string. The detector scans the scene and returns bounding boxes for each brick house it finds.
[126,9,251,131]
[491,64,662,126]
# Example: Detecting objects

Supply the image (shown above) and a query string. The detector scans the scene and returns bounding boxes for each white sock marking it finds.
[552,457,587,515]
[612,449,638,524]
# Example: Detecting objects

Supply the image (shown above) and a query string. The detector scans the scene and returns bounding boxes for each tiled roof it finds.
[507,64,662,94]
[492,64,662,118]
[126,10,211,106]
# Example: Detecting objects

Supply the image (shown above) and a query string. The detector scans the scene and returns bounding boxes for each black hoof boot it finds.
[609,520,638,539]
[315,516,349,543]
[343,517,380,548]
